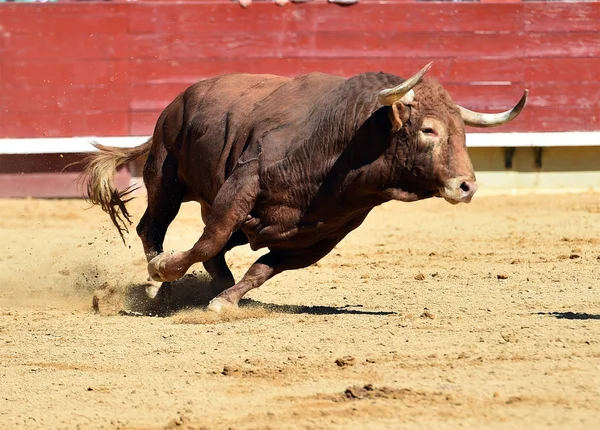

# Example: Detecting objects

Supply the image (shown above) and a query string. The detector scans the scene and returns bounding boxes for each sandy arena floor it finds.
[0,192,599,429]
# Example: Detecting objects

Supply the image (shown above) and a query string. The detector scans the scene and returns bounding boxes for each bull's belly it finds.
[241,211,369,252]
[242,222,322,251]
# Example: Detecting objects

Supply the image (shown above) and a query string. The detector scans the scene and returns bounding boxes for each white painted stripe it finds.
[0,136,148,154]
[466,132,600,148]
[0,132,599,154]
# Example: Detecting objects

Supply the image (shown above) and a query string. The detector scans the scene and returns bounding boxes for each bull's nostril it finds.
[458,181,478,199]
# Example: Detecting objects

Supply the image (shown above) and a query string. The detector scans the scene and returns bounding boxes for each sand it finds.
[1,192,599,429]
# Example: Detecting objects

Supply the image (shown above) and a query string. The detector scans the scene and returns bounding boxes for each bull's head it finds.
[379,63,527,204]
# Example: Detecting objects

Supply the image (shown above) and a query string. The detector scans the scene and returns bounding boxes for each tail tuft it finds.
[80,139,151,243]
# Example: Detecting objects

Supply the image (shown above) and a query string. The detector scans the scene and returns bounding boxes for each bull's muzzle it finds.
[440,177,478,204]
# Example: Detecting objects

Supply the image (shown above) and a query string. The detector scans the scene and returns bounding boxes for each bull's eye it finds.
[421,127,437,136]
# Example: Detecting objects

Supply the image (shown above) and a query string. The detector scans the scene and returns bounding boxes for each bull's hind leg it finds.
[136,149,185,263]
[148,165,259,282]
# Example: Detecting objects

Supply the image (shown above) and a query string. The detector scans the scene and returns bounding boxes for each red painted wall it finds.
[0,1,599,139]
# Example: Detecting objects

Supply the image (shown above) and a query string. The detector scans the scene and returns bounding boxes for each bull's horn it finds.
[458,90,528,128]
[378,62,433,106]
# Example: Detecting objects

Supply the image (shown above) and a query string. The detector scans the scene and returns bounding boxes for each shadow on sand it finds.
[536,312,600,320]
[121,273,396,318]
[239,300,396,316]
[123,273,214,316]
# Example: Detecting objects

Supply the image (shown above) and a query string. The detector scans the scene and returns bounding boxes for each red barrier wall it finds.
[0,1,599,138]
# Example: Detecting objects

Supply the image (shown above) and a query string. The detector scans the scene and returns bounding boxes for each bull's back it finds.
[163,72,346,205]
[175,74,292,202]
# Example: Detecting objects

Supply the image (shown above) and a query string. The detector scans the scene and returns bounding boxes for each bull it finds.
[81,63,527,312]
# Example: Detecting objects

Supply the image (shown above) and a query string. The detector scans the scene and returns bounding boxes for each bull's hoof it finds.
[207,296,237,313]
[145,284,161,299]
[147,254,168,282]
[147,253,185,283]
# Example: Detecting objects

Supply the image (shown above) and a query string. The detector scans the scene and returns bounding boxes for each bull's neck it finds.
[301,106,397,213]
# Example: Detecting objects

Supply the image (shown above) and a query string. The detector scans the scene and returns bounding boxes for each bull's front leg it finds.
[147,166,259,282]
[207,237,342,313]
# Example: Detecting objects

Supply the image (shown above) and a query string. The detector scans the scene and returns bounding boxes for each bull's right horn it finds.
[378,62,432,106]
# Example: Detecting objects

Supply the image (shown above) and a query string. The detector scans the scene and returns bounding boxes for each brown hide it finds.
[161,72,475,243]
[82,68,520,311]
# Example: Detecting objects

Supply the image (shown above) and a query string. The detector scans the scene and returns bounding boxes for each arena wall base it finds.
[468,146,600,194]
[0,133,599,198]
[0,169,130,199]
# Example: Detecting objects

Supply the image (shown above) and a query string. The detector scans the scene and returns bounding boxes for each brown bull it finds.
[81,63,527,312]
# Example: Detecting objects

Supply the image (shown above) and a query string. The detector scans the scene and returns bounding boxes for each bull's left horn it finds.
[458,90,528,128]
[378,62,433,106]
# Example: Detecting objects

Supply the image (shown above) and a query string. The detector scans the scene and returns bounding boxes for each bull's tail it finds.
[80,138,152,242]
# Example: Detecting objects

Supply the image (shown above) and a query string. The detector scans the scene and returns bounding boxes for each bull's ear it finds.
[389,102,410,132]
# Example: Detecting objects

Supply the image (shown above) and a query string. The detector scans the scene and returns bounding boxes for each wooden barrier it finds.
[1,1,599,139]
[1,1,599,197]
